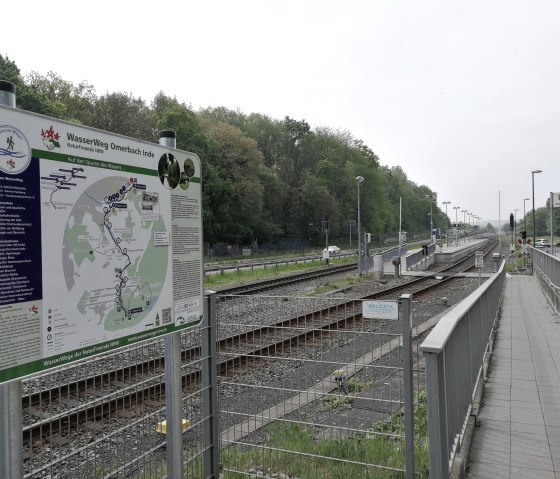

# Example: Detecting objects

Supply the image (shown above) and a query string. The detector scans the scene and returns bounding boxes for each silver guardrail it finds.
[419,261,506,479]
[530,245,560,315]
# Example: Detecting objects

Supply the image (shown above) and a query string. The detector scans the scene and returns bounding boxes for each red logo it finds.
[41,126,61,150]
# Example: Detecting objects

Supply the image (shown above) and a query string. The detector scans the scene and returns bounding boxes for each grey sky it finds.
[3,0,559,224]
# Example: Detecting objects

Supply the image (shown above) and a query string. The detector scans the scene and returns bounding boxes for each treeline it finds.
[1,54,447,245]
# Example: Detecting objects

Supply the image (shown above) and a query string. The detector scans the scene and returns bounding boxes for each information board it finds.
[0,105,203,383]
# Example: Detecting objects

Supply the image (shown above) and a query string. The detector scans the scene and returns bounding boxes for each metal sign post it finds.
[475,251,484,285]
[0,80,23,479]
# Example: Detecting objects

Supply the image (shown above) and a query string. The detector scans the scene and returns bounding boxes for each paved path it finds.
[467,274,560,478]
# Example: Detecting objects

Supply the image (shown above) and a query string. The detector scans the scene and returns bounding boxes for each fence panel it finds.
[217,294,433,478]
[20,301,216,479]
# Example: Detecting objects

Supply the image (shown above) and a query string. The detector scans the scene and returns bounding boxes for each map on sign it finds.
[40,158,175,353]
[60,176,167,332]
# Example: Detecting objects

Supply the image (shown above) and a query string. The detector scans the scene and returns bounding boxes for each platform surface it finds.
[467,274,560,478]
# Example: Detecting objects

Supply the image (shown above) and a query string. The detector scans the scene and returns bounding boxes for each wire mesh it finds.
[21,319,210,479]
[218,294,430,478]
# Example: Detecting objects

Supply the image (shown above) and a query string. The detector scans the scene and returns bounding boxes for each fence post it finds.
[400,294,415,479]
[424,351,449,479]
[203,290,219,477]
[0,79,23,479]
[159,130,184,479]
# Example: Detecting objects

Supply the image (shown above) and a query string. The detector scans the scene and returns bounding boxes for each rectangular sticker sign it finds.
[0,105,204,384]
[362,300,399,320]
[475,251,484,268]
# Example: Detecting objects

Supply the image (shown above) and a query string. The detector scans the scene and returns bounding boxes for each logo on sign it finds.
[41,125,61,150]
[0,125,31,174]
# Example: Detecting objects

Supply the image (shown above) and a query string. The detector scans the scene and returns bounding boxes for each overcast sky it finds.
[2,0,559,224]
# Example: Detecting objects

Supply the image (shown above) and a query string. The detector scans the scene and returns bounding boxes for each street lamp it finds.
[532,170,542,246]
[523,197,530,236]
[461,210,467,244]
[453,206,460,245]
[356,176,365,275]
[308,223,313,241]
[442,201,451,247]
[426,194,435,242]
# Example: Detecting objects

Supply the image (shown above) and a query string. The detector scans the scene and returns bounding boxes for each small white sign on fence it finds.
[475,251,484,268]
[362,300,399,320]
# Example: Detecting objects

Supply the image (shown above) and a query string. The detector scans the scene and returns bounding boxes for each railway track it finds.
[22,240,497,454]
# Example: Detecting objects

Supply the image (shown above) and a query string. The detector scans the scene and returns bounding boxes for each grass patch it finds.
[219,391,429,478]
[204,257,355,289]
[137,392,429,479]
[305,275,365,296]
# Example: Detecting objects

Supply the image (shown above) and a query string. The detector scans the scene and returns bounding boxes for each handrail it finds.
[419,260,505,478]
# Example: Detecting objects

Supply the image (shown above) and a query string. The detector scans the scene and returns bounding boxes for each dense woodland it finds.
[4,54,554,246]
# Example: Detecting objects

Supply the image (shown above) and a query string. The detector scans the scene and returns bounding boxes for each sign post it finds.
[475,251,484,285]
[0,79,22,479]
[0,103,204,385]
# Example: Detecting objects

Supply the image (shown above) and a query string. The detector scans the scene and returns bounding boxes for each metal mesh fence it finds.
[20,318,212,479]
[14,291,449,478]
[217,294,434,478]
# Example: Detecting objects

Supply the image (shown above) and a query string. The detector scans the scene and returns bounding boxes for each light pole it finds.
[442,201,451,247]
[356,176,365,275]
[461,210,467,244]
[308,223,313,241]
[426,194,434,242]
[532,170,542,246]
[523,197,530,236]
[453,206,460,245]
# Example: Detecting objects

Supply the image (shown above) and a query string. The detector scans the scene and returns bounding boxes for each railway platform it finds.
[466,274,560,478]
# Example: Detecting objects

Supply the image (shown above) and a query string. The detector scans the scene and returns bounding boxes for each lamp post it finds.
[442,201,451,247]
[453,206,460,245]
[426,194,434,242]
[523,197,530,236]
[308,223,313,241]
[531,170,542,246]
[461,210,467,244]
[356,176,365,275]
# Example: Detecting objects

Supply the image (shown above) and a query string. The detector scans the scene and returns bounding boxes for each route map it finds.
[42,167,171,352]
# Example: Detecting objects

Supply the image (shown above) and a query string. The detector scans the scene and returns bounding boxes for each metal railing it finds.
[419,261,505,479]
[405,243,436,271]
[531,245,560,314]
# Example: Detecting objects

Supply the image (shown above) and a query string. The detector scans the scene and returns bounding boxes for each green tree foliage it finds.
[1,58,447,246]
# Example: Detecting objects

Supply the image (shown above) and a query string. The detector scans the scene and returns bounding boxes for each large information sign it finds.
[0,105,203,383]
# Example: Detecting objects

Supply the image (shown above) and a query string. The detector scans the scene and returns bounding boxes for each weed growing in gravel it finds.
[305,276,366,296]
[322,377,373,411]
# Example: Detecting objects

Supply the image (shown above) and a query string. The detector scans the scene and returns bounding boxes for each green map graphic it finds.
[62,176,168,331]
